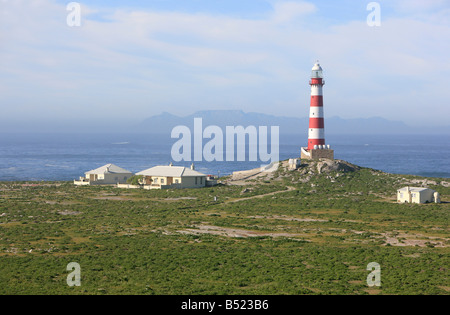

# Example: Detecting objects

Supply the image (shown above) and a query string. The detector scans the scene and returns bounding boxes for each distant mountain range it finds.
[137,110,450,135]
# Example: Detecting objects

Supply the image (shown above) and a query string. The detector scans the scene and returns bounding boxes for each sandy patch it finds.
[382,232,448,248]
[248,215,328,222]
[363,288,382,295]
[45,200,79,205]
[92,196,134,201]
[177,224,307,239]
[58,210,82,216]
[437,286,450,292]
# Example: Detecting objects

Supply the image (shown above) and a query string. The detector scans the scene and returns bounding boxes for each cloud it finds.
[0,0,449,126]
[271,1,316,23]
[393,0,448,12]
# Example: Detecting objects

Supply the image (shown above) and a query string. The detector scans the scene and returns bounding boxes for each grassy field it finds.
[0,160,448,295]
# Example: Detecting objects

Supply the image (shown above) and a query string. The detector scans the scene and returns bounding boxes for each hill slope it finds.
[0,161,448,295]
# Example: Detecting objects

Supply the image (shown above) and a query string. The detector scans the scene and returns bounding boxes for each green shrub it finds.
[126,175,143,185]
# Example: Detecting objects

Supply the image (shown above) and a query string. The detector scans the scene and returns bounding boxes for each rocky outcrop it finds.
[227,159,361,185]
[316,159,360,174]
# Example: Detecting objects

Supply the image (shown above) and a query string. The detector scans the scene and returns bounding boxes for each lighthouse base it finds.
[301,147,334,160]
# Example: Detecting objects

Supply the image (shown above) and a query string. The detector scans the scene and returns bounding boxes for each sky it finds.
[0,0,449,131]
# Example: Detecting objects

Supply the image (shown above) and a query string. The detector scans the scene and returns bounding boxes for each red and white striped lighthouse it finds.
[307,62,326,150]
[301,62,334,160]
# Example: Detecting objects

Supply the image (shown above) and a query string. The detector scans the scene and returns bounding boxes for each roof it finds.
[136,165,206,177]
[312,62,323,71]
[85,164,133,175]
[398,187,434,193]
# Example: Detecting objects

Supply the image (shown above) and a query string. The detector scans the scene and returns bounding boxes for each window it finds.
[124,177,127,181]
[200,177,203,184]
[154,178,158,184]
[195,177,198,185]
[175,179,179,184]
[161,178,165,184]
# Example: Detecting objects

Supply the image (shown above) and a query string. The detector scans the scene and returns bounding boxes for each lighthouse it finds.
[301,62,334,160]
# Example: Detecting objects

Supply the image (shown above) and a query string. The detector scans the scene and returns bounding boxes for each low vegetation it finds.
[126,175,143,186]
[0,160,448,295]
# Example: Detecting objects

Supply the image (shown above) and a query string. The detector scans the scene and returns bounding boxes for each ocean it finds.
[0,133,449,181]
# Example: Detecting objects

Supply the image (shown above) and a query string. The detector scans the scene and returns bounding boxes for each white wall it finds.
[397,188,435,204]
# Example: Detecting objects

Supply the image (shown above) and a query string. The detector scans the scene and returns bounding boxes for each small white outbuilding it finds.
[397,186,440,204]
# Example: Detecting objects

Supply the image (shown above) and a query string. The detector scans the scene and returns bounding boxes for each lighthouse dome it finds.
[311,62,323,78]
[312,63,322,71]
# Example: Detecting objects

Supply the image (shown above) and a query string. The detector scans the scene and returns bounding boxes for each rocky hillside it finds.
[225,158,449,201]
[228,159,363,183]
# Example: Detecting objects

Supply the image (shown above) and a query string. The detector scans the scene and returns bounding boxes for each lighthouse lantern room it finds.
[301,61,334,160]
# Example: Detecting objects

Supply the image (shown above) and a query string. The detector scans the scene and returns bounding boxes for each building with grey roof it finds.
[74,163,134,186]
[136,163,215,189]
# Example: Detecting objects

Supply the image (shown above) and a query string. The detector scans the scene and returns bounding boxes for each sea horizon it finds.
[1,132,449,181]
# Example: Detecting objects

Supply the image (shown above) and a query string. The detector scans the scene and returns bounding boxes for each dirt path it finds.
[224,186,296,204]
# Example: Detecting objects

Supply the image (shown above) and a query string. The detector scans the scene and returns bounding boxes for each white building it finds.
[74,164,134,186]
[136,164,214,189]
[397,186,440,204]
[288,158,301,170]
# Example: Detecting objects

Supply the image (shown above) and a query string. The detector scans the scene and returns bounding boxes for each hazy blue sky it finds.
[1,0,449,130]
